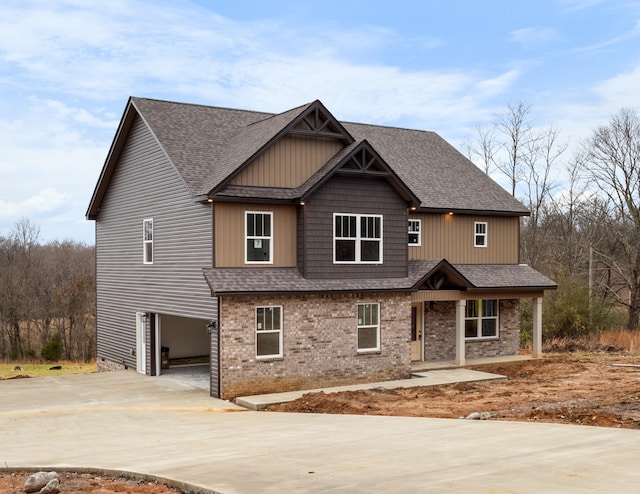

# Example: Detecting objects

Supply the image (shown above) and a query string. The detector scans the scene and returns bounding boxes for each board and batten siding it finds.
[214,202,297,267]
[302,175,408,279]
[408,213,520,264]
[95,114,216,370]
[230,135,343,188]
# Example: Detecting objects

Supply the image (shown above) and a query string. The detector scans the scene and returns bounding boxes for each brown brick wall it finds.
[219,292,412,399]
[423,299,520,362]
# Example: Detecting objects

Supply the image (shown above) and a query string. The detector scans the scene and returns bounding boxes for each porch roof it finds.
[202,260,556,296]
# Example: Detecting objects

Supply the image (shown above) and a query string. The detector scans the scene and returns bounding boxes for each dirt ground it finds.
[0,471,190,493]
[2,352,639,492]
[269,353,640,429]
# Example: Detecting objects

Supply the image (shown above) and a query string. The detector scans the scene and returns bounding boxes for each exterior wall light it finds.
[206,320,217,334]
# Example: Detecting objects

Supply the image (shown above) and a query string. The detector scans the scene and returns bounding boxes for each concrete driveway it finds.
[2,371,639,493]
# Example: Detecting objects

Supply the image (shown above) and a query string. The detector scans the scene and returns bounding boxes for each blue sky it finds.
[1,0,639,244]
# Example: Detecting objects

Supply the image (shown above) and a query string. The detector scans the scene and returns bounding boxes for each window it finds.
[334,213,382,263]
[357,303,380,352]
[408,219,421,246]
[246,212,272,263]
[474,222,487,247]
[465,299,498,338]
[143,219,153,264]
[256,306,282,358]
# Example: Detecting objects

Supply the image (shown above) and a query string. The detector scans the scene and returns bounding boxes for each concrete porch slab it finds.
[235,368,506,410]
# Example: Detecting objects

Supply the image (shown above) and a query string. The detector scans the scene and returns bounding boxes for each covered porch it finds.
[411,353,536,373]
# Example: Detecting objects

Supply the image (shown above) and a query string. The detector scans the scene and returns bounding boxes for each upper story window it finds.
[408,219,421,246]
[143,219,153,264]
[465,299,498,339]
[256,306,282,358]
[334,213,383,264]
[357,303,380,352]
[474,222,487,248]
[245,212,272,264]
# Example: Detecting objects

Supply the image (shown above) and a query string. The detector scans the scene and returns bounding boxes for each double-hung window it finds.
[474,222,487,248]
[334,213,382,263]
[408,219,421,246]
[246,212,272,263]
[143,219,153,264]
[256,306,282,358]
[465,299,498,338]
[357,303,380,352]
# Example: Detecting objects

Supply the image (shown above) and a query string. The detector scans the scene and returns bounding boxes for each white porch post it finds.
[455,299,466,366]
[532,297,543,358]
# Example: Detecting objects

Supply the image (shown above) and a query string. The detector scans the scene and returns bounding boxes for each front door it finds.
[411,304,423,361]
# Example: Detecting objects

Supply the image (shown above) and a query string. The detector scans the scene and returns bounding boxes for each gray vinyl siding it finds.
[95,114,216,370]
[302,175,408,279]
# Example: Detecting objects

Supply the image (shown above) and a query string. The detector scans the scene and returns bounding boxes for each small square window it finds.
[408,219,421,246]
[474,222,487,248]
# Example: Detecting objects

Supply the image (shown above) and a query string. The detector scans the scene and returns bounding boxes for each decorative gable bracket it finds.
[287,101,353,142]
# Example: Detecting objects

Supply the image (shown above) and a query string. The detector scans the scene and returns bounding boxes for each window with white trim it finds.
[143,219,153,264]
[357,303,380,352]
[256,306,282,358]
[474,222,487,247]
[334,213,382,263]
[245,212,272,263]
[408,219,421,246]
[465,299,498,338]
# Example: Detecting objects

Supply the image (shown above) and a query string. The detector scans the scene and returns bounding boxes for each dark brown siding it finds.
[95,115,216,372]
[302,175,408,279]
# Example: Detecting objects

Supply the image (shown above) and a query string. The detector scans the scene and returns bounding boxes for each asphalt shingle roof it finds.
[203,260,555,296]
[128,97,529,214]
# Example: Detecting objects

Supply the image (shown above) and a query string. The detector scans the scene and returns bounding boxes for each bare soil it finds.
[268,353,640,429]
[0,471,191,493]
[3,353,639,492]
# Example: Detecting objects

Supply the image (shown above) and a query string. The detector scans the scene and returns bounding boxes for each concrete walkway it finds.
[236,368,506,410]
[2,371,640,493]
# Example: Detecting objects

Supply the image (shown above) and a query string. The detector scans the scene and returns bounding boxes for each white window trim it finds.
[357,303,381,353]
[245,211,273,264]
[474,221,488,248]
[143,218,153,265]
[408,219,421,246]
[465,299,499,340]
[333,213,383,264]
[255,306,283,359]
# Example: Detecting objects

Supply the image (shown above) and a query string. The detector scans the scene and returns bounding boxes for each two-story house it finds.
[86,97,556,400]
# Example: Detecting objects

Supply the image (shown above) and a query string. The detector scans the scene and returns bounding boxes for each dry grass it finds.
[0,361,96,379]
[543,329,640,353]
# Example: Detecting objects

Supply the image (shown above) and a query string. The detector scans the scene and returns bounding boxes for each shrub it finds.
[41,334,63,362]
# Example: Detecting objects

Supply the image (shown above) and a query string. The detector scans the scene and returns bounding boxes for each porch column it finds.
[455,299,466,366]
[532,297,543,358]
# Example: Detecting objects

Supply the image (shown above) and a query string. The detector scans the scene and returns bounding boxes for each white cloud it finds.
[0,188,69,219]
[510,27,560,48]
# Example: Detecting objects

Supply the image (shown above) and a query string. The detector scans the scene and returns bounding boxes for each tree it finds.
[580,107,640,330]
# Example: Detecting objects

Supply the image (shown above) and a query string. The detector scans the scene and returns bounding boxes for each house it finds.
[86,97,556,400]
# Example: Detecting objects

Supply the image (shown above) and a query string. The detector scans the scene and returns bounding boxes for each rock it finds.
[13,365,23,371]
[24,472,59,493]
[465,412,492,420]
[40,478,60,494]
[373,386,387,392]
[48,365,62,370]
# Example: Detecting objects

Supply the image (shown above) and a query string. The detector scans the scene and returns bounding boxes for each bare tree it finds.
[580,107,640,329]
[495,102,539,196]
[464,124,498,175]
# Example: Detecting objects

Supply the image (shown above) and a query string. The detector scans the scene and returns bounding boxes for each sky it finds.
[1,0,639,244]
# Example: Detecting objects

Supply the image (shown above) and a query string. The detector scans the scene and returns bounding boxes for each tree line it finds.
[465,105,640,336]
[0,218,95,361]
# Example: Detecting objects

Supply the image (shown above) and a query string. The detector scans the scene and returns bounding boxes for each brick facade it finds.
[97,356,126,372]
[218,291,412,399]
[423,298,520,361]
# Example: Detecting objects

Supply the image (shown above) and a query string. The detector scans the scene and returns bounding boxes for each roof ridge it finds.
[131,96,274,118]
[342,119,437,135]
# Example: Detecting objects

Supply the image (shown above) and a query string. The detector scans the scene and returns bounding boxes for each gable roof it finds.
[87,97,529,220]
